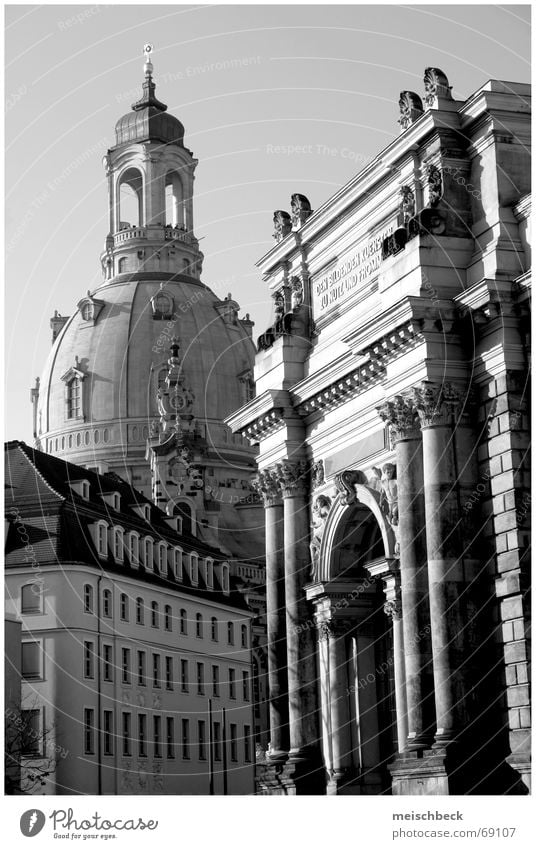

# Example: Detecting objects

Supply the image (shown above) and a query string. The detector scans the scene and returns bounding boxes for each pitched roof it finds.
[4,442,250,610]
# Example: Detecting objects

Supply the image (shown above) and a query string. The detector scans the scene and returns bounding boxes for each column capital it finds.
[252,467,282,507]
[274,459,309,498]
[377,395,420,441]
[383,599,402,620]
[412,381,465,428]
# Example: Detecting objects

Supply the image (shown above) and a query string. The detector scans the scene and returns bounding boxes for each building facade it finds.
[227,69,531,795]
[5,441,257,795]
[30,46,263,564]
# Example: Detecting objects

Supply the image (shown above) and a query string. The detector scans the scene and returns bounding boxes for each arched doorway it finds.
[308,484,399,795]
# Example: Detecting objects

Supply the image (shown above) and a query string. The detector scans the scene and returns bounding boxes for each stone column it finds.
[378,397,435,749]
[275,459,323,792]
[383,575,408,754]
[317,619,354,794]
[253,469,289,761]
[412,382,471,745]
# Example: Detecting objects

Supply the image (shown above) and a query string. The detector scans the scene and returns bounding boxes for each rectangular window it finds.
[83,641,94,679]
[84,708,95,754]
[230,723,238,763]
[165,656,173,690]
[103,644,113,682]
[196,662,204,695]
[198,720,206,760]
[180,659,189,692]
[83,585,93,614]
[229,667,236,699]
[122,712,131,757]
[181,718,190,759]
[242,670,250,701]
[153,715,162,758]
[137,651,146,686]
[120,593,129,621]
[122,648,131,684]
[153,654,161,688]
[213,721,221,762]
[103,710,113,756]
[21,584,41,614]
[21,709,41,756]
[166,717,175,759]
[212,665,219,697]
[138,714,147,757]
[22,641,41,679]
[244,725,251,762]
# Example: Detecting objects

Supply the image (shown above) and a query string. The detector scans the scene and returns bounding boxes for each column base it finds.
[390,743,531,795]
[389,746,458,795]
[255,760,288,796]
[327,767,384,795]
[280,748,326,795]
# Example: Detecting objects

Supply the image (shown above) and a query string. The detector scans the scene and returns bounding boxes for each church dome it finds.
[114,52,184,147]
[37,274,256,480]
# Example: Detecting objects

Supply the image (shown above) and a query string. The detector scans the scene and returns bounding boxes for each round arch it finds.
[116,166,145,229]
[318,484,396,583]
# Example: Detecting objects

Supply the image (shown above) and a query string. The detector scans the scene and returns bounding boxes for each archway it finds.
[311,485,398,794]
[117,167,144,229]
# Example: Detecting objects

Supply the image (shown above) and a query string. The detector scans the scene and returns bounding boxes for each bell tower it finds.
[100,44,203,282]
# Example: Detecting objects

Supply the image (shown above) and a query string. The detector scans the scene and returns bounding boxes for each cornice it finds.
[256,112,462,277]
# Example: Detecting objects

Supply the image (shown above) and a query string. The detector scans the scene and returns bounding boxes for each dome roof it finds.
[38,275,255,466]
[114,73,184,147]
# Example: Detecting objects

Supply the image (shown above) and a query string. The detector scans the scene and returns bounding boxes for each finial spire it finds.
[131,43,167,113]
[143,43,154,78]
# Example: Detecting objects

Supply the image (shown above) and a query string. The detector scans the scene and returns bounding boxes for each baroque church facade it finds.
[227,69,531,795]
[6,48,271,795]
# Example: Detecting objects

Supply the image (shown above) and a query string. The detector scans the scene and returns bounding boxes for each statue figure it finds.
[311,459,325,489]
[379,463,398,526]
[310,495,332,579]
[400,185,415,224]
[426,163,443,206]
[290,276,303,310]
[398,91,424,131]
[274,291,285,321]
[368,466,382,493]
[290,193,312,228]
[273,210,292,242]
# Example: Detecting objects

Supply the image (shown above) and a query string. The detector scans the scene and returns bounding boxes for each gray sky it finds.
[5,3,531,442]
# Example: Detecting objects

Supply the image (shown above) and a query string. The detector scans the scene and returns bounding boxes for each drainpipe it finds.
[97,575,102,796]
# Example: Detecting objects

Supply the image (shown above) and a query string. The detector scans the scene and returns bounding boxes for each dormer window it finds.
[143,537,154,570]
[93,521,108,558]
[61,359,86,422]
[206,558,214,590]
[157,543,167,575]
[128,532,140,567]
[78,291,104,325]
[67,377,82,418]
[110,527,124,562]
[173,548,183,581]
[130,503,151,522]
[151,288,174,320]
[102,491,121,512]
[190,553,199,585]
[221,563,230,595]
[70,479,90,500]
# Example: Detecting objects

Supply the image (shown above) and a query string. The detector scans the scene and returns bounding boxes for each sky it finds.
[5,2,531,443]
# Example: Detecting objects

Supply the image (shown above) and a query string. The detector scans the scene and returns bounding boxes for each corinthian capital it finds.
[377,395,420,441]
[412,381,463,427]
[274,459,309,498]
[251,468,281,506]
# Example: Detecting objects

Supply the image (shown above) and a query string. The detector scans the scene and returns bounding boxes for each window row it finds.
[82,586,248,645]
[83,709,252,763]
[83,643,250,700]
[91,524,230,593]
